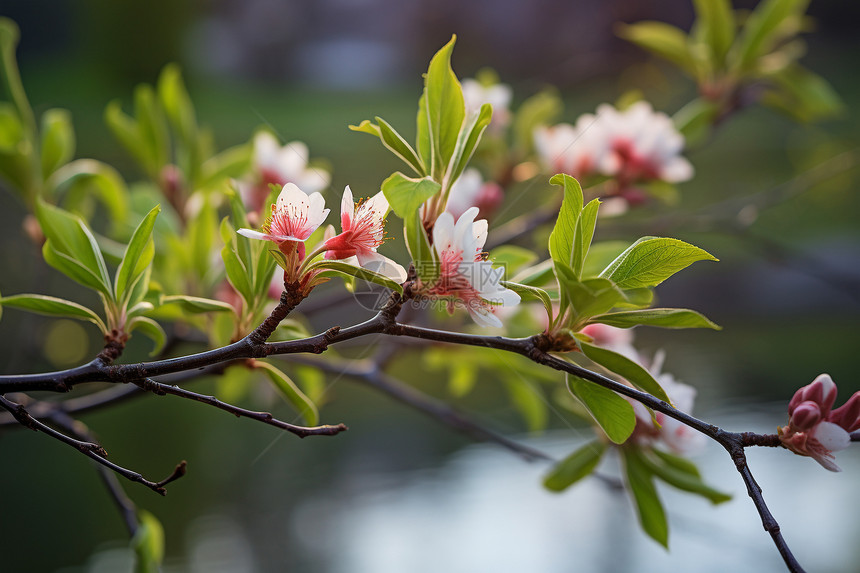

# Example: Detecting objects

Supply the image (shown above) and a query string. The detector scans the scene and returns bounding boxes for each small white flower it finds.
[446,168,504,220]
[462,78,513,130]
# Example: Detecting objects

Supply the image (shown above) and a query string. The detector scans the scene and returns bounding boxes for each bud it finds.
[828,392,860,433]
[788,401,822,431]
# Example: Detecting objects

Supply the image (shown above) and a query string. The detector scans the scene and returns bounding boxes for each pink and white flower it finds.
[323,186,406,282]
[779,374,860,471]
[628,352,705,455]
[238,132,330,214]
[426,207,520,327]
[237,182,329,259]
[534,101,693,191]
[462,78,513,131]
[445,168,504,220]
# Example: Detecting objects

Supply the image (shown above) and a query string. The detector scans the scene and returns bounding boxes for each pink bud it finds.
[789,374,838,414]
[789,401,822,431]
[474,183,504,218]
[828,392,860,433]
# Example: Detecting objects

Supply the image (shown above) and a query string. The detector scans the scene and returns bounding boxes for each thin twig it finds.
[0,394,182,496]
[131,378,347,438]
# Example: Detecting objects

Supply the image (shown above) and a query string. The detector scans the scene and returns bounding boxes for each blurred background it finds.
[1,0,859,571]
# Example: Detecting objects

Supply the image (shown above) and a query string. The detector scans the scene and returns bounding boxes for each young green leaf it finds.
[128,316,166,356]
[36,200,113,298]
[311,259,404,294]
[115,205,160,305]
[567,373,636,444]
[590,308,720,330]
[548,173,584,272]
[501,281,553,324]
[622,447,669,548]
[424,35,465,179]
[580,341,671,404]
[446,102,493,186]
[0,293,107,333]
[543,440,607,492]
[381,172,442,219]
[729,0,809,72]
[376,116,426,176]
[132,510,164,573]
[255,361,320,426]
[640,449,732,504]
[161,295,236,314]
[348,119,381,137]
[47,159,130,226]
[599,237,717,289]
[692,0,735,64]
[617,21,696,76]
[40,109,75,179]
[221,244,253,308]
[502,375,548,433]
[512,88,562,154]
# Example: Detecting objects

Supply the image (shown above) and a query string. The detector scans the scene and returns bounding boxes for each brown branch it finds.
[131,377,347,438]
[0,394,182,496]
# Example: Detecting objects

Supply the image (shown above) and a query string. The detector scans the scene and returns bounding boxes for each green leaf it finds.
[692,0,736,64]
[35,200,112,298]
[641,449,732,504]
[729,0,809,72]
[672,98,720,146]
[133,84,170,175]
[489,245,538,276]
[446,102,493,186]
[132,510,164,573]
[501,281,553,324]
[580,341,671,404]
[448,362,478,397]
[572,198,600,277]
[556,271,625,325]
[0,18,36,140]
[161,295,236,314]
[590,308,720,330]
[128,316,166,356]
[549,173,584,272]
[157,63,197,145]
[543,440,607,492]
[617,21,696,75]
[762,64,844,123]
[567,373,636,444]
[406,210,438,284]
[424,35,465,179]
[311,259,404,294]
[511,259,555,287]
[599,237,717,289]
[41,240,108,295]
[622,447,669,547]
[0,293,107,332]
[115,205,160,305]
[416,92,432,174]
[47,159,130,226]
[376,116,426,176]
[502,375,547,433]
[381,171,441,220]
[348,119,381,137]
[200,143,253,188]
[40,109,75,179]
[221,244,253,309]
[650,448,702,478]
[256,361,319,426]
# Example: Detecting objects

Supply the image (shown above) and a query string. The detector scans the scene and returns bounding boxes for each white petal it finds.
[484,287,520,307]
[661,157,694,183]
[472,218,488,251]
[813,421,851,452]
[277,141,309,180]
[254,132,280,169]
[306,192,329,225]
[364,190,390,219]
[433,212,455,251]
[296,170,330,194]
[469,305,503,328]
[341,185,355,224]
[276,182,310,209]
[357,250,407,282]
[453,207,480,254]
[238,228,276,242]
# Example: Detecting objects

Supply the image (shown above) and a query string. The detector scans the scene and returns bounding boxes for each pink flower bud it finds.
[789,400,822,431]
[788,374,837,414]
[828,392,860,433]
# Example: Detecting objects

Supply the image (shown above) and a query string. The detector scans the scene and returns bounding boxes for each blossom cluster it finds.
[534,102,693,200]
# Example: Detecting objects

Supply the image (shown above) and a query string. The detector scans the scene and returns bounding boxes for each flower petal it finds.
[341,185,355,230]
[357,250,407,282]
